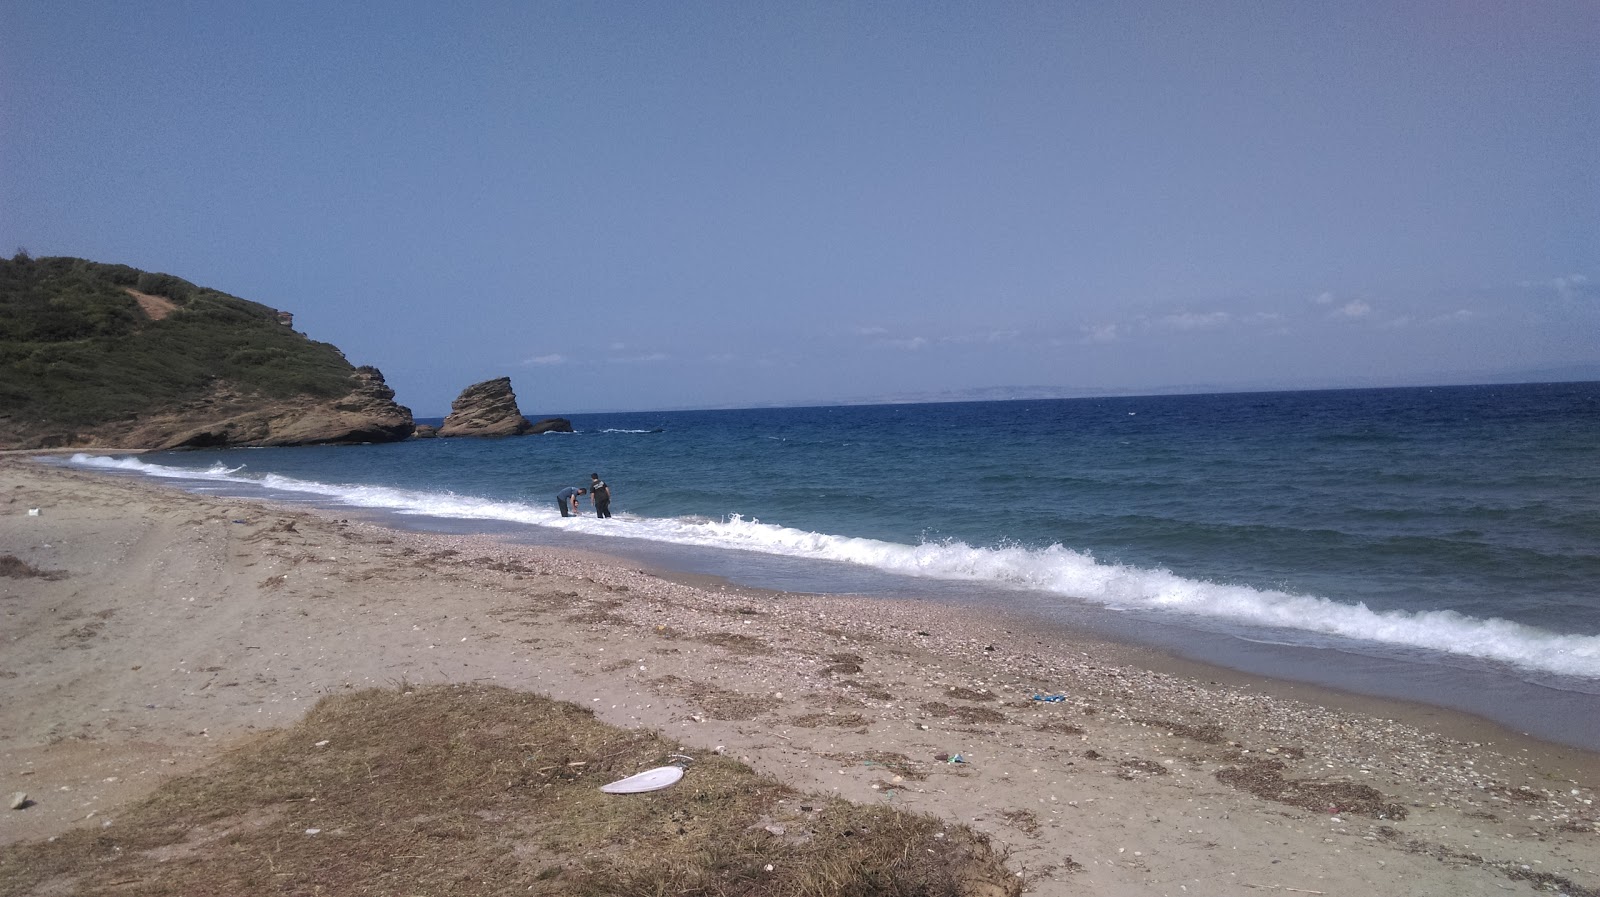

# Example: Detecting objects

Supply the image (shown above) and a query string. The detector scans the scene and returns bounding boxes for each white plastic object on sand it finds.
[600,765,685,794]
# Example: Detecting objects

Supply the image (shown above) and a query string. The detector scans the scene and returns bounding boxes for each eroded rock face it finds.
[439,377,533,437]
[116,366,416,450]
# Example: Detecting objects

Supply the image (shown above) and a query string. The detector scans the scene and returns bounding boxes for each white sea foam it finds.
[65,453,1600,679]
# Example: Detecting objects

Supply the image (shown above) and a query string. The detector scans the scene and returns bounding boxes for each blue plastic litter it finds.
[1031,693,1066,703]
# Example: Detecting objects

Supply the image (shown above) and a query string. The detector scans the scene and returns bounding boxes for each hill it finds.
[0,254,414,450]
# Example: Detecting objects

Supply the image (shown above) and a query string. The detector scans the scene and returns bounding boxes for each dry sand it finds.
[1,458,1596,896]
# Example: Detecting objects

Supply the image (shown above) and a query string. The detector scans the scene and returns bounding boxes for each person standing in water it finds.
[555,485,586,517]
[589,473,612,518]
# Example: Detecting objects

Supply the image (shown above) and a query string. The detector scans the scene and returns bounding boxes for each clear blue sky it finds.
[3,1,1596,415]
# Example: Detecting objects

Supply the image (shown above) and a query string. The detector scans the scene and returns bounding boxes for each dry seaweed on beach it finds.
[0,685,1022,897]
[0,555,65,580]
[1216,756,1409,820]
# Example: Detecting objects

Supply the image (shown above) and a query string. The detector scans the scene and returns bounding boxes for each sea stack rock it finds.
[439,377,535,437]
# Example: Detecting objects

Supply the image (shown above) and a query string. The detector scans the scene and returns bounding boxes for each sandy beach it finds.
[1,457,1596,896]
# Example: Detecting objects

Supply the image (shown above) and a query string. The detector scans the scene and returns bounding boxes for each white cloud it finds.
[935,329,1020,346]
[524,354,567,365]
[1081,323,1119,343]
[1312,291,1337,305]
[854,325,889,337]
[886,336,929,350]
[1332,299,1372,319]
[611,352,668,363]
[1159,311,1231,330]
[1519,274,1595,302]
[1554,275,1593,302]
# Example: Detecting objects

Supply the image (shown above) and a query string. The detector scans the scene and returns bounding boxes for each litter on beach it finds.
[600,765,685,793]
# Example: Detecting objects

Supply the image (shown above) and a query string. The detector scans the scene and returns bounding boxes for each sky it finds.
[2,1,1596,416]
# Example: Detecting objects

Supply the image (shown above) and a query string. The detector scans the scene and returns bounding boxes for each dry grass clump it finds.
[699,632,771,654]
[1134,717,1226,744]
[822,752,930,782]
[0,685,1021,897]
[920,702,1007,725]
[942,687,993,702]
[836,679,894,701]
[564,597,630,625]
[1117,759,1171,779]
[1216,757,1409,820]
[648,675,769,721]
[0,554,65,580]
[1034,721,1086,736]
[791,712,871,729]
[1483,783,1547,803]
[822,652,865,675]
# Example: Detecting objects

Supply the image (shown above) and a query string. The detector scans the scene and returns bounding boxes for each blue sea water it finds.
[61,382,1600,748]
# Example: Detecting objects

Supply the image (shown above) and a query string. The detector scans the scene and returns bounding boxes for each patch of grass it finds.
[0,685,1022,897]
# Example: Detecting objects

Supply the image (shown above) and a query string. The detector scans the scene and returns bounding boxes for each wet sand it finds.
[2,458,1596,896]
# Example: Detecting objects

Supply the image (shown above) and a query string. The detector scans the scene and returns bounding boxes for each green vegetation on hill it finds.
[0,253,361,431]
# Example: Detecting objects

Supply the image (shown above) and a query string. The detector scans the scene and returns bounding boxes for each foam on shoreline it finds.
[62,452,1600,682]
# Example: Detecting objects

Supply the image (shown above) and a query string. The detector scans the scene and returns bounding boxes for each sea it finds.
[55,382,1600,750]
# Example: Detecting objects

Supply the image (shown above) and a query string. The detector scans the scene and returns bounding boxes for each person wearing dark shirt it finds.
[589,473,612,518]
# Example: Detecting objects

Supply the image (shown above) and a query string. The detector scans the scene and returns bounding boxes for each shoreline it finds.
[642,562,1600,776]
[2,458,1597,895]
[49,445,1600,752]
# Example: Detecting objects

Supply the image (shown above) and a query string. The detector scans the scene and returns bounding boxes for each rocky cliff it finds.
[121,367,415,450]
[0,256,416,450]
[6,367,416,451]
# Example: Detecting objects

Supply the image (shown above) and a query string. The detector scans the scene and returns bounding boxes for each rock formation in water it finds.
[437,377,572,437]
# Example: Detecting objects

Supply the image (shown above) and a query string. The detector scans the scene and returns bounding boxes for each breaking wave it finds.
[65,453,1600,680]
